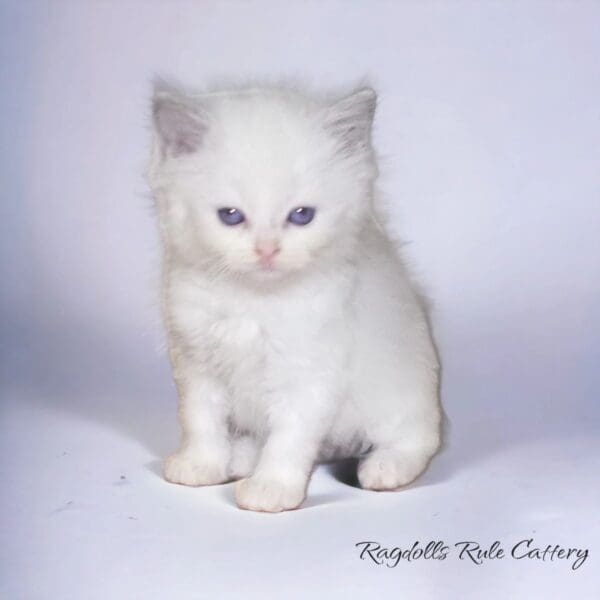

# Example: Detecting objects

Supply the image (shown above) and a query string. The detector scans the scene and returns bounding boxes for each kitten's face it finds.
[150,86,377,283]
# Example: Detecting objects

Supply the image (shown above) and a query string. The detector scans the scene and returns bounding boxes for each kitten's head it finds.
[148,82,378,284]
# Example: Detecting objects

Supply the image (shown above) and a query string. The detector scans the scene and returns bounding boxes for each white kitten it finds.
[147,81,442,512]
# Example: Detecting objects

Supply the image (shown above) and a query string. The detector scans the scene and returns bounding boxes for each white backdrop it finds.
[1,2,599,598]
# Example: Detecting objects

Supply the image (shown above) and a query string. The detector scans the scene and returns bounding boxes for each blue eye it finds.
[217,207,245,226]
[287,207,316,226]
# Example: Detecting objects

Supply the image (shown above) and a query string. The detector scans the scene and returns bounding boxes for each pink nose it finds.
[254,241,281,263]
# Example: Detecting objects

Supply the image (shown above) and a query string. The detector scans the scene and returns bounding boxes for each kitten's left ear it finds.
[152,83,208,158]
[324,87,377,154]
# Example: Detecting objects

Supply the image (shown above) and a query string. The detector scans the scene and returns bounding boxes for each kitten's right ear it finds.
[152,82,207,158]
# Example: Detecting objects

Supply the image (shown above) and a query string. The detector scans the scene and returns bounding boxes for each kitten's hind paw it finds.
[235,476,306,512]
[358,449,429,491]
[164,450,229,487]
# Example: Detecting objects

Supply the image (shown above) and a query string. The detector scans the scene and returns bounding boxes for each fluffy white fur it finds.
[147,82,442,512]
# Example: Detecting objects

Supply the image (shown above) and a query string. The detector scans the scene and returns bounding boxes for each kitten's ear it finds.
[152,83,208,158]
[325,87,377,154]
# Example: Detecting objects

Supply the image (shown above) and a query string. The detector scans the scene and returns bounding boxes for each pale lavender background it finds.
[1,1,599,598]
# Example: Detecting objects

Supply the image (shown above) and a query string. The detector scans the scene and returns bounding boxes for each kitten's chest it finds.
[194,296,290,382]
[198,287,339,384]
[170,269,353,395]
[201,305,285,429]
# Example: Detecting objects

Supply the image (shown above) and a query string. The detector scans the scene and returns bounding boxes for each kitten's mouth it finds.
[255,264,280,276]
[259,263,276,272]
[249,261,290,280]
[234,259,305,285]
[255,257,280,272]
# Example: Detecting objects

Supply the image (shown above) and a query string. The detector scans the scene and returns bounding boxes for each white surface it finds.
[1,1,599,598]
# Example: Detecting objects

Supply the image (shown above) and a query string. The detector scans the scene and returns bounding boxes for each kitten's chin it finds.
[233,262,305,286]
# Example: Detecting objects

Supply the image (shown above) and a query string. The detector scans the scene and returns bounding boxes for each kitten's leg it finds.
[234,429,317,513]
[234,391,333,512]
[358,386,441,491]
[164,373,231,487]
[228,435,259,480]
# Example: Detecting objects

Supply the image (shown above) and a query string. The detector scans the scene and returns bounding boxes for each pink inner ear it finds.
[154,96,206,157]
[171,131,203,156]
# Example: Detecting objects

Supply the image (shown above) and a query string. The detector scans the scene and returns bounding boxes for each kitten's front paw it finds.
[235,476,306,513]
[164,450,229,487]
[358,449,429,491]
